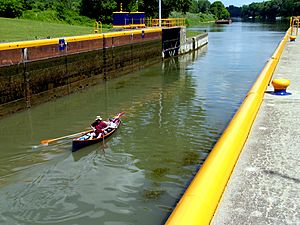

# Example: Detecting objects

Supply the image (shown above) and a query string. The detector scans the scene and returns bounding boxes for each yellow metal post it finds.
[94,21,99,33]
[99,21,102,33]
[290,17,294,35]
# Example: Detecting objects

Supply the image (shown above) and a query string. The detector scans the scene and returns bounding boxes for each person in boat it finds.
[90,116,108,139]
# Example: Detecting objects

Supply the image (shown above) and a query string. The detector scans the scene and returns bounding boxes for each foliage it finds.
[140,0,192,18]
[21,9,61,23]
[241,0,300,20]
[209,1,230,20]
[227,5,241,17]
[20,9,94,26]
[190,0,211,14]
[80,0,116,23]
[169,11,215,26]
[140,0,158,18]
[0,0,24,18]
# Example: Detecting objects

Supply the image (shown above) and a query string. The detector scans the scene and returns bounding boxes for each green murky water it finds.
[0,22,288,225]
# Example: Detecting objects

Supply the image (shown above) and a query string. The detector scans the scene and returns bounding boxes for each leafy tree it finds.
[164,0,191,15]
[190,0,211,13]
[140,0,192,18]
[210,1,230,19]
[281,0,295,16]
[198,0,211,13]
[241,0,300,20]
[227,5,241,17]
[0,0,24,17]
[189,0,198,13]
[140,0,158,17]
[21,0,34,10]
[241,5,249,18]
[264,0,281,20]
[175,0,192,13]
[80,0,116,23]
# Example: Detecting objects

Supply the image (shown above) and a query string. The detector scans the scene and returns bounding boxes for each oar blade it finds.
[40,140,49,145]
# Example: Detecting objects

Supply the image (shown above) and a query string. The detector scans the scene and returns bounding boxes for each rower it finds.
[90,116,108,139]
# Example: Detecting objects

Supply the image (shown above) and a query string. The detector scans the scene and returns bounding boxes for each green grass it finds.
[0,17,109,43]
[186,31,204,38]
[169,11,216,27]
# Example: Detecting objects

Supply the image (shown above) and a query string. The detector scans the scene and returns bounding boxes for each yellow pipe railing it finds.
[93,21,102,33]
[290,16,300,36]
[146,18,186,27]
[165,28,290,225]
[0,28,162,51]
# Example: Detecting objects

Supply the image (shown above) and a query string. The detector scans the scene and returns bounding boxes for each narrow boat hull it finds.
[215,19,232,24]
[72,113,123,152]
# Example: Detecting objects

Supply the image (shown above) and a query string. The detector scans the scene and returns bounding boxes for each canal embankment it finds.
[0,27,208,118]
[164,28,293,225]
[211,30,300,224]
[0,29,162,117]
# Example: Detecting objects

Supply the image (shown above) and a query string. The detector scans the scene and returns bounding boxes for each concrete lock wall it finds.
[0,29,162,117]
[162,27,208,58]
[179,33,208,55]
[0,27,208,118]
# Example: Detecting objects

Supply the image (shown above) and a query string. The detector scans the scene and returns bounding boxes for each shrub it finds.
[20,9,94,26]
[0,0,24,18]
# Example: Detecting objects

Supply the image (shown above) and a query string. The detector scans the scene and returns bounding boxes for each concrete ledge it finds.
[212,30,300,224]
[179,33,208,55]
[164,28,290,225]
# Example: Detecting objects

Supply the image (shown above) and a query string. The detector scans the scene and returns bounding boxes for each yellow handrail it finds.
[290,16,300,36]
[146,18,186,27]
[94,21,103,34]
[0,28,162,51]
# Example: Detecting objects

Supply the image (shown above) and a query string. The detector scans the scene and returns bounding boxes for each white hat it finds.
[96,116,102,120]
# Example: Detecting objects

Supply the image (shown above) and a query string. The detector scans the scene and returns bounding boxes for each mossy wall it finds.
[0,31,162,117]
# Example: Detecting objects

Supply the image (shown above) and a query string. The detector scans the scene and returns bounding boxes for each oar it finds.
[41,130,92,145]
[100,112,124,147]
[115,111,125,119]
[102,130,105,146]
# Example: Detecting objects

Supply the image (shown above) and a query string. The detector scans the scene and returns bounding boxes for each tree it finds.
[21,0,34,10]
[190,0,199,13]
[140,0,158,17]
[190,0,211,13]
[210,1,230,19]
[80,0,116,23]
[227,5,241,17]
[281,0,295,16]
[140,0,192,18]
[264,0,281,20]
[0,0,24,17]
[198,0,211,13]
[240,0,300,20]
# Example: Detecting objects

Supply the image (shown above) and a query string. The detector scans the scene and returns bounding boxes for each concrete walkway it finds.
[211,37,300,224]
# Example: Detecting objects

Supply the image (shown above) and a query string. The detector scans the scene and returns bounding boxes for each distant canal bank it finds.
[0,22,288,225]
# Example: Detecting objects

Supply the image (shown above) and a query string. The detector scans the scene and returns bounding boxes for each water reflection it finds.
[0,22,288,225]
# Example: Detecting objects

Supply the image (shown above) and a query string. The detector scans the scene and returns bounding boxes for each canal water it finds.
[0,22,287,225]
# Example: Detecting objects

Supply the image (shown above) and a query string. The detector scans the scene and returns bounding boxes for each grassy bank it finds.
[170,11,215,27]
[0,17,109,43]
[186,31,205,38]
